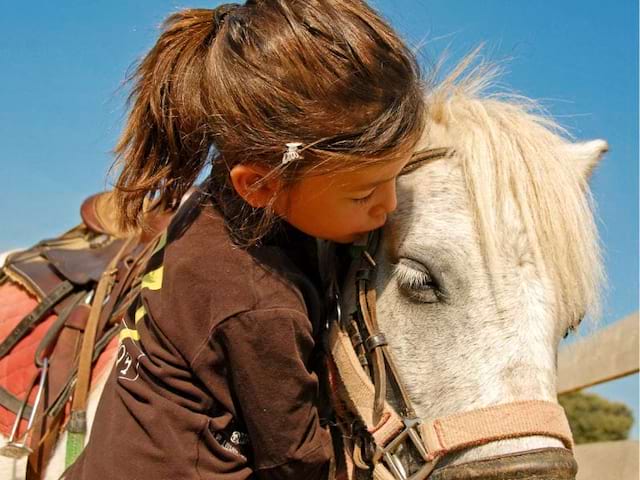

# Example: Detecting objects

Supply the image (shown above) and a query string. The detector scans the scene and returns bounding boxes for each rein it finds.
[326,149,574,480]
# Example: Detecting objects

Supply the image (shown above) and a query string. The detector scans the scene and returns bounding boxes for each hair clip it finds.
[282,143,303,165]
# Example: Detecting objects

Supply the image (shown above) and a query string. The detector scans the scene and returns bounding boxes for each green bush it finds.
[558,391,634,444]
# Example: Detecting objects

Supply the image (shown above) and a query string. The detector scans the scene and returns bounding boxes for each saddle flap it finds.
[3,258,61,302]
[43,238,126,286]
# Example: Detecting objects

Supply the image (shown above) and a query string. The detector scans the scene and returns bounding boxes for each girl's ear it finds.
[229,164,282,208]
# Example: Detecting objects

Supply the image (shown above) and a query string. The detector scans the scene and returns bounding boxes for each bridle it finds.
[325,149,576,480]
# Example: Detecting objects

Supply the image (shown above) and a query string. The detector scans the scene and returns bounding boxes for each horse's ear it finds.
[562,139,608,180]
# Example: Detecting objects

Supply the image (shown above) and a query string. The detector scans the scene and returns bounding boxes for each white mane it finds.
[418,54,604,324]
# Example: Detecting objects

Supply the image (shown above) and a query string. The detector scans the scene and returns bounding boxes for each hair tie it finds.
[213,4,239,30]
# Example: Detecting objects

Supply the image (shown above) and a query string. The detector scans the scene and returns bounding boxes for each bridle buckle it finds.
[381,417,436,480]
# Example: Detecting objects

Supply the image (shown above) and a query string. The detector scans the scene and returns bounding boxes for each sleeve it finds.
[216,308,333,480]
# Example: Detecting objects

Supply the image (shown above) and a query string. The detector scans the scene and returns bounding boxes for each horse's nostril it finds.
[429,448,577,480]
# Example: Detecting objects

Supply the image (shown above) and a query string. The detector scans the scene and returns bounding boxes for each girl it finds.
[65,1,424,478]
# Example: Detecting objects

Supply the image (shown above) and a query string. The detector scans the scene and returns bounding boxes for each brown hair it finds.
[113,0,425,244]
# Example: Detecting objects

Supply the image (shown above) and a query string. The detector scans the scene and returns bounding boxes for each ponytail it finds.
[112,1,425,242]
[113,6,236,230]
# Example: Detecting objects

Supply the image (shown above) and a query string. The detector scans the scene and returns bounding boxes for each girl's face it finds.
[275,156,410,243]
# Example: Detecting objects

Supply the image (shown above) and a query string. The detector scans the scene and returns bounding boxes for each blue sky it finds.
[0,2,637,436]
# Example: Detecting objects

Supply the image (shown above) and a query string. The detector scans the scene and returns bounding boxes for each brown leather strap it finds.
[95,240,152,334]
[358,282,386,425]
[34,291,88,367]
[354,232,417,423]
[379,345,415,418]
[25,303,87,475]
[68,237,136,430]
[26,403,65,480]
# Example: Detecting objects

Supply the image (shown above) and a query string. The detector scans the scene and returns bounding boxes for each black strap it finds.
[0,385,32,420]
[34,290,88,368]
[0,280,74,359]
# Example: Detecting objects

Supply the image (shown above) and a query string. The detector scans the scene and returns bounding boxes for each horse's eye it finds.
[394,258,440,303]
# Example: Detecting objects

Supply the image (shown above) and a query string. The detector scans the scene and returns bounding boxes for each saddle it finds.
[0,191,172,478]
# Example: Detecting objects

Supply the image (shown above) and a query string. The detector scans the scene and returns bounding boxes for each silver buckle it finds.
[0,358,49,459]
[381,417,437,480]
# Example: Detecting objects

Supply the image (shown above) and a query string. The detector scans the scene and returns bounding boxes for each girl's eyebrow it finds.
[356,175,397,190]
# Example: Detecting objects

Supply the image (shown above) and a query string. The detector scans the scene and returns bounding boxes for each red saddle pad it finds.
[0,281,118,437]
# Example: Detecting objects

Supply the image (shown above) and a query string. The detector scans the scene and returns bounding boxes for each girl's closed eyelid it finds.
[351,189,375,203]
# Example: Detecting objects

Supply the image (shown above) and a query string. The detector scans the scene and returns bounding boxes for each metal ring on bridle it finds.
[334,291,342,324]
[364,333,388,352]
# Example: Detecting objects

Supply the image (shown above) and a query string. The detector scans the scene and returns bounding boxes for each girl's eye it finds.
[351,190,375,204]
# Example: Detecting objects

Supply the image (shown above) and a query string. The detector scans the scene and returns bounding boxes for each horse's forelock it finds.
[420,54,604,325]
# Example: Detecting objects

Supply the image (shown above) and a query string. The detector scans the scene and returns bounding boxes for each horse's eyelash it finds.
[394,262,430,288]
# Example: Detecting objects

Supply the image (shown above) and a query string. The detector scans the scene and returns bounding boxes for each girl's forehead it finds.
[326,156,410,190]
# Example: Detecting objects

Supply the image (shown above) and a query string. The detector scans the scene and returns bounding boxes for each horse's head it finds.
[339,59,606,479]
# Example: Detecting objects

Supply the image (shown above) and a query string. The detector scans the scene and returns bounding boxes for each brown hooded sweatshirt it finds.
[64,190,333,479]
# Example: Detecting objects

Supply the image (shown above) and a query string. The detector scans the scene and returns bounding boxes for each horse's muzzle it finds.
[429,448,577,480]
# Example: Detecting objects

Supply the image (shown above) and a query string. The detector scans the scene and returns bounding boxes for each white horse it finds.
[338,59,605,479]
[1,58,605,480]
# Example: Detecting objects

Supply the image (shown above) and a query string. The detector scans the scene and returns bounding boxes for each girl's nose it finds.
[370,180,398,218]
[379,179,398,214]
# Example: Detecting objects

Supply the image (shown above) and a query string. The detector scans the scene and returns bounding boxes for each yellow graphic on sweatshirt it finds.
[117,235,166,382]
[134,305,146,324]
[141,266,164,291]
[119,328,140,342]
